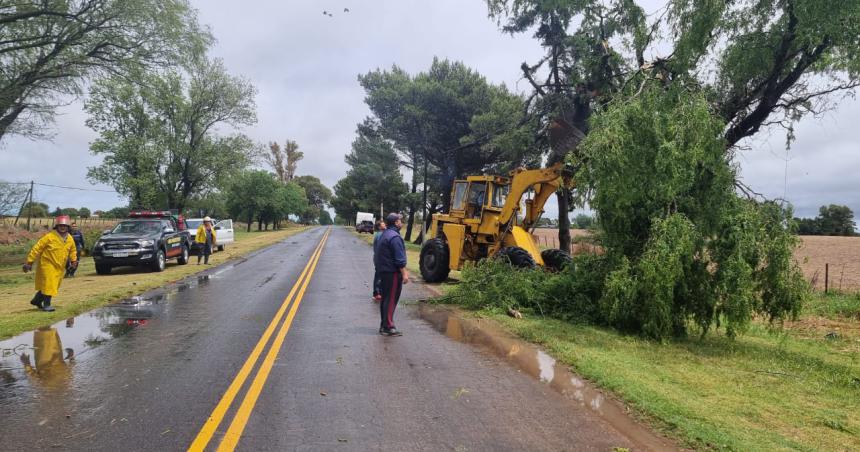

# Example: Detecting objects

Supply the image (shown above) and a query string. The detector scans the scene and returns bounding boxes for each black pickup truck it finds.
[91,211,193,274]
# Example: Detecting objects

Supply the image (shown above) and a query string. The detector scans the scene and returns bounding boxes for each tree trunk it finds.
[557,189,571,252]
[404,160,418,241]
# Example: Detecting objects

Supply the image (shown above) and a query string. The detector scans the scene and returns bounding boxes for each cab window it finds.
[467,182,487,207]
[451,182,468,210]
[491,183,510,208]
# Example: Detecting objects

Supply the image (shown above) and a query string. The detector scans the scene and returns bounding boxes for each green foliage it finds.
[293,175,332,224]
[86,58,257,210]
[571,213,594,229]
[318,210,333,225]
[331,122,408,221]
[446,253,612,323]
[0,0,211,142]
[359,58,539,210]
[579,86,807,339]
[78,208,92,218]
[19,202,49,218]
[101,207,130,219]
[794,205,855,235]
[226,171,306,231]
[817,204,855,236]
[453,86,809,340]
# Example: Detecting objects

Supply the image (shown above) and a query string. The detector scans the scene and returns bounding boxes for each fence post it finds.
[825,263,829,294]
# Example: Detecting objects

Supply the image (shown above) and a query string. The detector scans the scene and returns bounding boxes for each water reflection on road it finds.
[0,272,217,399]
[418,303,673,451]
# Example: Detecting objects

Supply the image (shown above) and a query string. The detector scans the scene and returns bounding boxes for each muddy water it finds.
[417,304,676,451]
[0,272,218,400]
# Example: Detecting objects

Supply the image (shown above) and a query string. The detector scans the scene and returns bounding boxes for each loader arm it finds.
[498,163,569,229]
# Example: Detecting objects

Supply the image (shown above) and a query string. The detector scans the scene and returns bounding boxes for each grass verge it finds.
[449,293,860,451]
[0,225,311,339]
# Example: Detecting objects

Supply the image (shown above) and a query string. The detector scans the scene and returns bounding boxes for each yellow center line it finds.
[215,227,331,451]
[188,227,330,452]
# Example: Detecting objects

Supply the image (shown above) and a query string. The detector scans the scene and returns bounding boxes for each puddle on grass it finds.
[417,304,675,451]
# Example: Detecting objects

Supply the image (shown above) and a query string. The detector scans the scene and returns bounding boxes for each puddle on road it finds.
[417,304,675,451]
[0,270,221,398]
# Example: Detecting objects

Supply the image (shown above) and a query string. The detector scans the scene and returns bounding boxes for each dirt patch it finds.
[795,235,860,292]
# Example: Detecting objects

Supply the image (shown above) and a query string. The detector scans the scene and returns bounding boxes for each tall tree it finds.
[293,175,332,224]
[816,204,856,236]
[360,58,539,240]
[331,122,408,222]
[284,140,303,182]
[0,0,210,142]
[486,0,860,250]
[265,140,304,183]
[226,171,306,232]
[86,58,258,210]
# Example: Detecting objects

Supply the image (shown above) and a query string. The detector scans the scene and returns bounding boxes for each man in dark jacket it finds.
[373,213,409,336]
[66,221,85,277]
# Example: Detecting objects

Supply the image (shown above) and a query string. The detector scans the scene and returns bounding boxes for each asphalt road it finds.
[0,226,665,451]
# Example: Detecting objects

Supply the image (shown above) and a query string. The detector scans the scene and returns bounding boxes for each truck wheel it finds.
[95,263,112,275]
[151,249,166,272]
[541,248,572,271]
[496,246,536,269]
[217,244,225,252]
[177,245,189,265]
[420,238,451,283]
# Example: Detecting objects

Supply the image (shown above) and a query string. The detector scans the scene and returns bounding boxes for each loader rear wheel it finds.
[496,246,536,269]
[420,238,450,283]
[541,248,572,272]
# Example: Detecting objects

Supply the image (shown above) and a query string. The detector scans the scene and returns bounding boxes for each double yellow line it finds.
[188,227,331,452]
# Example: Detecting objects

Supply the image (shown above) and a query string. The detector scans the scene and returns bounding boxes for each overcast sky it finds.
[0,0,857,219]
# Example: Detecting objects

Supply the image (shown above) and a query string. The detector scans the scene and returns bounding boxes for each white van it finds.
[187,218,235,252]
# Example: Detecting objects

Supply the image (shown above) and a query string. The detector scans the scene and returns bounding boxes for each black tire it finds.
[420,238,451,283]
[541,248,572,271]
[177,245,189,265]
[151,249,166,272]
[95,263,112,275]
[217,244,225,252]
[495,246,537,269]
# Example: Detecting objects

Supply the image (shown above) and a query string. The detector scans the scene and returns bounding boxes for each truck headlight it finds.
[139,239,155,247]
[95,241,105,249]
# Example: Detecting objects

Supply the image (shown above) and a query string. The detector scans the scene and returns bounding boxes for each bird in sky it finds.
[344,8,350,12]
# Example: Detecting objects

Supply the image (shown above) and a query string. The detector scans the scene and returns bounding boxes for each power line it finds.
[0,180,118,193]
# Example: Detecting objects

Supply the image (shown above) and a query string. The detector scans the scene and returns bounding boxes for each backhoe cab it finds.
[420,163,573,283]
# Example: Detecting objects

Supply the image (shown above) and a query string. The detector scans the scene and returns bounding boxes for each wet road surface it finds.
[0,226,671,451]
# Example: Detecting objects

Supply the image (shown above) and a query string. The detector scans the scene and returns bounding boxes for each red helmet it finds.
[54,215,71,228]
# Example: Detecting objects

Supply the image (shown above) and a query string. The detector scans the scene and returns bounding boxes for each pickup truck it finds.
[91,211,193,274]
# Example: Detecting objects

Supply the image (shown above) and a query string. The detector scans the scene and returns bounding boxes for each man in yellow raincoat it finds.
[195,216,217,265]
[23,215,77,312]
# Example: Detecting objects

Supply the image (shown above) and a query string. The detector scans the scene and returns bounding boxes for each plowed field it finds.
[534,228,860,292]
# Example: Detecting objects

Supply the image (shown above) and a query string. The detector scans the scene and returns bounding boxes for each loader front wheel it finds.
[420,238,451,283]
[496,246,536,269]
[541,248,572,272]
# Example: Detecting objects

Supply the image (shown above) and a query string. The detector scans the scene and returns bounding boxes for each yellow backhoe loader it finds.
[420,163,573,283]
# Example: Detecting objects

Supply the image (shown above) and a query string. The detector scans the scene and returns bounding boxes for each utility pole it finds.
[14,181,34,230]
[26,180,33,231]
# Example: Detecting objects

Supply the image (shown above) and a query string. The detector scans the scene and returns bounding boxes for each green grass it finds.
[0,225,311,339]
[470,306,860,451]
[803,291,860,319]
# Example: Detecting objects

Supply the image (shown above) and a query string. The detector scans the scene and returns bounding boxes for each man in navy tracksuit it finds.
[374,213,409,336]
